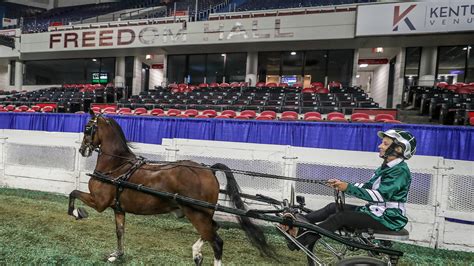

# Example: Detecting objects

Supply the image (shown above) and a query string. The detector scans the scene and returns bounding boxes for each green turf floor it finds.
[0,188,472,265]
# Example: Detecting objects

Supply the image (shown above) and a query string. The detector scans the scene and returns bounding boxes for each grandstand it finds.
[0,0,473,125]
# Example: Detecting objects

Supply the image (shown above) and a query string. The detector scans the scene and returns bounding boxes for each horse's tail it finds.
[211,163,276,258]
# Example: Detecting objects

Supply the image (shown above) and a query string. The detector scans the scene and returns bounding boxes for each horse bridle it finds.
[83,115,100,152]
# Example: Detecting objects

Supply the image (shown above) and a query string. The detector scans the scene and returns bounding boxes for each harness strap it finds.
[112,157,146,213]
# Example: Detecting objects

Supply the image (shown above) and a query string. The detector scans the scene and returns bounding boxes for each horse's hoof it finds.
[107,251,123,263]
[72,207,89,220]
[194,254,203,266]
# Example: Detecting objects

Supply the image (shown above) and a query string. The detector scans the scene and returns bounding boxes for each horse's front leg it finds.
[107,211,126,262]
[68,190,97,219]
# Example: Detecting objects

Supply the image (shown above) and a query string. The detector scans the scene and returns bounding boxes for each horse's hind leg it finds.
[182,208,223,266]
[68,190,97,219]
[107,211,126,262]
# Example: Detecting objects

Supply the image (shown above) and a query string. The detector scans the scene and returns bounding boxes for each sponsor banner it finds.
[2,17,18,27]
[20,12,355,53]
[356,1,474,36]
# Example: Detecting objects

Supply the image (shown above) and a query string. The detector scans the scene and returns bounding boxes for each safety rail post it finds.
[0,133,8,187]
[282,146,298,204]
[74,135,84,190]
[432,158,454,249]
[164,139,179,162]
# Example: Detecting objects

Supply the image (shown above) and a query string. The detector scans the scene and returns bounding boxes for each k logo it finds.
[393,5,417,31]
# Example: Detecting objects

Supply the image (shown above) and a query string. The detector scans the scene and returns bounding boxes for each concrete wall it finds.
[149,68,164,90]
[370,64,390,108]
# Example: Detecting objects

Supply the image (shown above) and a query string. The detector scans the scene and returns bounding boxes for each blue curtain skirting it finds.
[0,113,472,161]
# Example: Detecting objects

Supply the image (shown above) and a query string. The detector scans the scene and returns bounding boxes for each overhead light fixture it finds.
[92,58,97,62]
[290,51,296,55]
[463,46,472,50]
[145,54,152,60]
[221,53,226,57]
[356,75,360,78]
[359,64,369,68]
[373,47,384,53]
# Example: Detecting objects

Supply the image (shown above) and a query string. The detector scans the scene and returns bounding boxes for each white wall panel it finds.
[371,64,389,108]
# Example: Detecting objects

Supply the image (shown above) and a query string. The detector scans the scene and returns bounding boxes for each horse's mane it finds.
[104,117,134,155]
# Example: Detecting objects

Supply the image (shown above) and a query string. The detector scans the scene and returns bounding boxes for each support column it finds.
[245,52,258,86]
[351,49,360,87]
[162,54,168,86]
[115,56,125,87]
[418,47,437,86]
[14,60,23,91]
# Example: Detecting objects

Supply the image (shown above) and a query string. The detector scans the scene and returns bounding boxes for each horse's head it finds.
[79,109,103,157]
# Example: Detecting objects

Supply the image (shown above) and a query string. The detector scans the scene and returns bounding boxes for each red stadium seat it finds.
[134,108,148,115]
[18,105,29,111]
[209,82,219,88]
[256,115,273,120]
[176,114,189,118]
[235,115,250,119]
[6,105,15,111]
[304,112,322,120]
[150,108,164,116]
[256,82,266,88]
[304,116,323,121]
[351,113,371,122]
[266,82,277,88]
[167,109,181,116]
[42,106,54,113]
[103,107,116,113]
[198,83,208,88]
[436,82,448,88]
[182,86,193,93]
[118,108,132,115]
[260,110,277,119]
[329,81,342,88]
[315,87,329,94]
[202,109,217,117]
[280,111,298,121]
[184,109,199,117]
[215,115,231,119]
[240,110,256,119]
[195,114,210,118]
[12,108,22,112]
[302,88,316,93]
[456,86,473,94]
[374,114,395,122]
[470,117,474,126]
[230,82,241,88]
[221,110,237,118]
[311,82,324,88]
[91,106,101,113]
[327,112,345,121]
[445,85,457,91]
[219,82,230,88]
[278,83,288,88]
[26,109,36,113]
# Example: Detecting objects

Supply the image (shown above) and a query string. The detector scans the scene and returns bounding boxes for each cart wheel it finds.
[335,256,387,266]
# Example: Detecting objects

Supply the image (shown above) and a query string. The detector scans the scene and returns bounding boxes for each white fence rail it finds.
[0,129,472,252]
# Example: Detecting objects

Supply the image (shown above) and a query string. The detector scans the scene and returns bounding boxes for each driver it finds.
[287,129,416,250]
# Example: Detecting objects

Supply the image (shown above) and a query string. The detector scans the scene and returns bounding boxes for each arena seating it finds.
[404,84,474,125]
[233,0,374,12]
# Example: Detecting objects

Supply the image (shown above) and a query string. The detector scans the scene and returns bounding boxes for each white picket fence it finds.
[0,129,472,252]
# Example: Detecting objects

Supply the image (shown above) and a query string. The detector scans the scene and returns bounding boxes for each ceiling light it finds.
[290,51,296,55]
[359,64,369,68]
[92,58,97,62]
[221,53,226,57]
[356,75,360,78]
[145,54,152,60]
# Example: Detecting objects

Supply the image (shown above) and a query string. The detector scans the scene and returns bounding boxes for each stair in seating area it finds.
[398,109,439,125]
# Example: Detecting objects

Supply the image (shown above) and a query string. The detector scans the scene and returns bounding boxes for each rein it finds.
[95,149,333,187]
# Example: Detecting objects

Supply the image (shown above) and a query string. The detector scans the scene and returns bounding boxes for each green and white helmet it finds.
[377,129,417,160]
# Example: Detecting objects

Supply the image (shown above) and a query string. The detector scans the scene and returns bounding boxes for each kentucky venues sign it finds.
[356,1,474,36]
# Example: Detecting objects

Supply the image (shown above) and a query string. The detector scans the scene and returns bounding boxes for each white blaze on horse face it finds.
[214,259,222,266]
[192,238,204,258]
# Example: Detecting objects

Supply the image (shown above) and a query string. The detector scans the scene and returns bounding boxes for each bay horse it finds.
[68,110,274,265]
